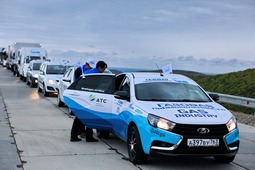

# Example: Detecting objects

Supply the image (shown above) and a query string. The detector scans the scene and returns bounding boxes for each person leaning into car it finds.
[70,58,95,142]
[70,60,108,142]
[74,58,95,80]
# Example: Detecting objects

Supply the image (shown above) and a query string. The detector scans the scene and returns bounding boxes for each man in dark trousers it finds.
[70,60,108,142]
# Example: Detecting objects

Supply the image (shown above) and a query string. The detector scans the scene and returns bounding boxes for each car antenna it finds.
[155,63,164,76]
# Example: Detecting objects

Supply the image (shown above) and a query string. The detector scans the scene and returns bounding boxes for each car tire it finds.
[38,84,42,92]
[30,81,34,88]
[214,155,235,163]
[97,130,110,139]
[26,77,30,85]
[57,93,65,107]
[43,84,49,97]
[127,125,148,164]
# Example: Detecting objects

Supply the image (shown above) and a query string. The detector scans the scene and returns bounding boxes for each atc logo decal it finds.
[89,94,96,101]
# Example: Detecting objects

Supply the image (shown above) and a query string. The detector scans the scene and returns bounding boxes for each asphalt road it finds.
[0,66,255,170]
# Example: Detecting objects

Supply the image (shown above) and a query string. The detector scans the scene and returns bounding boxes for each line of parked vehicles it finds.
[0,42,74,99]
[0,44,240,164]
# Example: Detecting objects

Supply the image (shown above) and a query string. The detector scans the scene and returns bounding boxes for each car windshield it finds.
[46,65,68,74]
[135,82,211,102]
[33,63,42,70]
[26,56,41,63]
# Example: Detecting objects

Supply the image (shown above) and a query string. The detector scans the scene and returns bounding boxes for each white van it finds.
[9,42,41,75]
[18,47,47,81]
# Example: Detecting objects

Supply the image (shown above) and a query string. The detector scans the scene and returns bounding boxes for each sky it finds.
[0,0,255,74]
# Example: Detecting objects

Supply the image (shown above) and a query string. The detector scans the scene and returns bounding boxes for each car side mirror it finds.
[62,78,71,83]
[114,91,130,100]
[209,93,219,101]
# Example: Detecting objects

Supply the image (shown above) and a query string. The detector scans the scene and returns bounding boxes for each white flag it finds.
[162,63,173,74]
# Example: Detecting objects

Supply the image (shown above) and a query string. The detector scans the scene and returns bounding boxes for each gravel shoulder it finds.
[232,111,255,127]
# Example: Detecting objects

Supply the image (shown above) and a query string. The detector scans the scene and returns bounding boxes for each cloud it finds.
[48,49,255,74]
[0,0,254,74]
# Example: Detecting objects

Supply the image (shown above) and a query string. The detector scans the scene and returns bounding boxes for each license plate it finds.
[187,139,219,147]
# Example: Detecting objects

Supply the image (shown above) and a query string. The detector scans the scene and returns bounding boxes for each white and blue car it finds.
[63,72,239,164]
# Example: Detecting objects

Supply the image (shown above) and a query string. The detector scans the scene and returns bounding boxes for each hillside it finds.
[186,68,255,114]
[188,68,255,98]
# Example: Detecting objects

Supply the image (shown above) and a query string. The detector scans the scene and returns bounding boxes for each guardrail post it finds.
[254,109,255,119]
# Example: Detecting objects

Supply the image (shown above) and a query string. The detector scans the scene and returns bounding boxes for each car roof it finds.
[42,61,72,66]
[29,60,45,64]
[126,72,198,85]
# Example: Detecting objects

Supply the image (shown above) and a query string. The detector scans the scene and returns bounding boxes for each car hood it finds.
[134,101,233,125]
[45,74,63,80]
[31,70,39,74]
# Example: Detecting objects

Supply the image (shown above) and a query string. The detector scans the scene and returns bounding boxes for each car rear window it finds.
[33,63,42,70]
[68,75,115,94]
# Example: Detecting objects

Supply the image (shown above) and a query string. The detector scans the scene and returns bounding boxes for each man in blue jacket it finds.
[74,59,95,79]
[70,60,108,142]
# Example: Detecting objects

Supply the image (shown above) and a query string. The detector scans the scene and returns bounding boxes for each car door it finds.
[59,67,73,101]
[112,75,132,139]
[38,63,46,89]
[64,74,115,130]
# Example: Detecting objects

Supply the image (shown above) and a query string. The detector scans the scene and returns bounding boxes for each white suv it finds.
[38,61,72,96]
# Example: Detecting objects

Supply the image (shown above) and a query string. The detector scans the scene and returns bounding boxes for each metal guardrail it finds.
[208,92,255,118]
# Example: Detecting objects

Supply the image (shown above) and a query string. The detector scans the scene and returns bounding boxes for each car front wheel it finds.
[57,93,65,107]
[26,76,30,85]
[43,84,49,97]
[127,125,148,164]
[38,84,42,92]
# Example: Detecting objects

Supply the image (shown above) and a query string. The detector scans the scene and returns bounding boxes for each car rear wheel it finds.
[127,125,148,164]
[214,155,235,163]
[57,93,65,107]
[97,130,110,139]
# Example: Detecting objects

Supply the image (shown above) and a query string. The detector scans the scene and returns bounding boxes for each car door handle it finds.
[69,93,80,96]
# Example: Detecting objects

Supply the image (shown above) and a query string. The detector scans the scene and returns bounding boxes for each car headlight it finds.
[226,116,237,133]
[48,79,55,84]
[147,114,176,131]
[33,74,39,78]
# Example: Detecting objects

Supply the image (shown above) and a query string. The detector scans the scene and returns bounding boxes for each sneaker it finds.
[79,132,86,138]
[70,137,82,142]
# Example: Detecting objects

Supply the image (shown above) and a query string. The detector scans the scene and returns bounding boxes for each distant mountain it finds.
[109,67,206,76]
